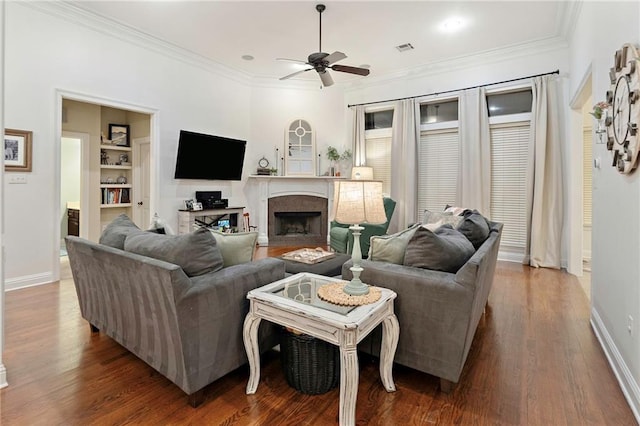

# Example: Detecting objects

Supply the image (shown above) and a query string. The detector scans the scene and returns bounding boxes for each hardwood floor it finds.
[0,247,635,425]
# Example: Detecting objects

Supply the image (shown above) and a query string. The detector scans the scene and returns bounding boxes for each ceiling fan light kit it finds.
[278,3,370,87]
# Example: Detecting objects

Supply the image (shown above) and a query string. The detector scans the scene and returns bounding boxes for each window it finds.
[489,123,529,250]
[583,127,592,227]
[420,100,459,124]
[417,99,460,217]
[487,89,532,117]
[364,108,393,194]
[364,131,392,195]
[417,129,459,213]
[365,110,394,130]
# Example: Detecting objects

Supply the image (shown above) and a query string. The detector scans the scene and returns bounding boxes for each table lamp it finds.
[332,180,387,295]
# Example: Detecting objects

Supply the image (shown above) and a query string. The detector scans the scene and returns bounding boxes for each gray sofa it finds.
[65,235,284,407]
[342,221,502,392]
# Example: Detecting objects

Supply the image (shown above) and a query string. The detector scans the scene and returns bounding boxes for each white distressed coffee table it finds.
[243,272,399,426]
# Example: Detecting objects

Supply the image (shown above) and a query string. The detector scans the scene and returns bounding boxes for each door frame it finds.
[568,65,593,277]
[132,136,151,228]
[53,89,158,281]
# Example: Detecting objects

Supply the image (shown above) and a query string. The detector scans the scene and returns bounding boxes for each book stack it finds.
[102,188,130,204]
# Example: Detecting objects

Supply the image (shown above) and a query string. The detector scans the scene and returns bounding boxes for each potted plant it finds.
[326,146,352,176]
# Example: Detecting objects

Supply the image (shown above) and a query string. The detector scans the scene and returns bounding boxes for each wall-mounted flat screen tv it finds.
[174,130,246,180]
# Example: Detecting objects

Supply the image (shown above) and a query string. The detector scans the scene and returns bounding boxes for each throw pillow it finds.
[456,211,491,249]
[124,227,224,277]
[422,210,463,228]
[99,214,143,250]
[210,230,258,267]
[404,225,475,273]
[369,224,420,264]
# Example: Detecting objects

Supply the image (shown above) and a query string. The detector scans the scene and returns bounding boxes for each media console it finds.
[177,207,245,234]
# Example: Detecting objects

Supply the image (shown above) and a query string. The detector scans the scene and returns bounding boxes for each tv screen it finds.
[174,130,246,180]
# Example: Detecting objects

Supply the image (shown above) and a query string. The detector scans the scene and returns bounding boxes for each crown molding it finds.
[21,1,252,86]
[556,0,583,40]
[343,35,569,93]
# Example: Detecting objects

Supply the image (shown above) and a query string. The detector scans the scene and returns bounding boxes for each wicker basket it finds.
[279,328,339,395]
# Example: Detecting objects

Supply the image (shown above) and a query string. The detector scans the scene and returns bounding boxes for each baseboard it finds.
[5,272,55,291]
[591,308,640,423]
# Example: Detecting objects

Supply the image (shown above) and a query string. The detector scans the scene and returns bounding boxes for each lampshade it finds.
[333,180,387,225]
[351,166,374,180]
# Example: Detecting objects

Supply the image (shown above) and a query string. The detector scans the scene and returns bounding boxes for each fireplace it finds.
[268,195,328,246]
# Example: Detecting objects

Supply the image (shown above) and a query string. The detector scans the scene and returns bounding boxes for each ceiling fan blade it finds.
[318,70,334,87]
[324,51,347,65]
[331,64,370,76]
[280,68,313,81]
[276,57,309,64]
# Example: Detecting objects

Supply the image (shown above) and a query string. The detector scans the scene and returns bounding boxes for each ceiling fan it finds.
[278,4,370,87]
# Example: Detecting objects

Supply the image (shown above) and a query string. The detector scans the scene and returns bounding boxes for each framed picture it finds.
[4,128,32,172]
[184,199,194,210]
[109,123,130,147]
[192,202,203,211]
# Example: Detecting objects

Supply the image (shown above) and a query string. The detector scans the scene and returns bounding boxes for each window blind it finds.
[583,128,592,227]
[365,136,392,195]
[490,123,529,249]
[417,129,459,215]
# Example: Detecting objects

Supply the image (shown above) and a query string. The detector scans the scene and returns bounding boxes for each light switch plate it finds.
[8,175,27,184]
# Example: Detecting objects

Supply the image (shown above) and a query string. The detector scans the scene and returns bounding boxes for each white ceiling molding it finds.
[22,1,252,86]
[556,1,583,40]
[344,35,568,93]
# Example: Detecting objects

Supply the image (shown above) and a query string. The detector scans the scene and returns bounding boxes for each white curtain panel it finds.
[525,75,564,268]
[352,105,366,166]
[389,99,419,233]
[457,87,491,215]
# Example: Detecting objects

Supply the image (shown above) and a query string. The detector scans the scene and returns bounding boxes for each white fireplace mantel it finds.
[246,175,344,246]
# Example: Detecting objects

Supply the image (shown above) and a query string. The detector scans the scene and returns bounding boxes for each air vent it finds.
[396,43,414,52]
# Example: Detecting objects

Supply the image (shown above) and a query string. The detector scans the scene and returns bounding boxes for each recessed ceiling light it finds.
[241,55,254,61]
[440,17,466,33]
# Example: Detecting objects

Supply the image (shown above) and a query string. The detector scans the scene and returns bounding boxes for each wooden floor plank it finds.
[0,247,635,425]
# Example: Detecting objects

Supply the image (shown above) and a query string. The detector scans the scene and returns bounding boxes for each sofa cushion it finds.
[404,225,475,273]
[99,214,143,250]
[456,211,491,249]
[124,227,224,277]
[369,224,420,264]
[422,210,463,228]
[369,222,443,264]
[210,230,258,267]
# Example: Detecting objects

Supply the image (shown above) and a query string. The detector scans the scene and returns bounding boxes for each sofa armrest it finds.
[172,257,285,392]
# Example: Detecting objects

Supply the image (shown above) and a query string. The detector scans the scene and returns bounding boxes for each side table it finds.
[243,273,399,426]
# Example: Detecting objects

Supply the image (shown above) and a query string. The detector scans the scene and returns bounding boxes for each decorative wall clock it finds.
[605,43,640,174]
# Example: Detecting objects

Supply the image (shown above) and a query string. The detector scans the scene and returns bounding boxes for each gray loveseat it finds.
[66,230,284,407]
[342,220,502,392]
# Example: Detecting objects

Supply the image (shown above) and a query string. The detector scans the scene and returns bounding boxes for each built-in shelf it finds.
[101,203,133,208]
[100,184,132,189]
[100,144,131,151]
[101,164,132,170]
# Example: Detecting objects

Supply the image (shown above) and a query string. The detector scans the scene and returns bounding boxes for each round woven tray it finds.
[317,282,381,306]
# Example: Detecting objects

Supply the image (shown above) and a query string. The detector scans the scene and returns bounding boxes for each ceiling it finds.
[69,1,572,85]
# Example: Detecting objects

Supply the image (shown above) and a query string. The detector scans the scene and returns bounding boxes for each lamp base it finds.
[343,266,369,295]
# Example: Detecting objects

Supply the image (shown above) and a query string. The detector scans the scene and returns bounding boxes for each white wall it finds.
[3,3,349,286]
[569,2,640,420]
[3,3,254,286]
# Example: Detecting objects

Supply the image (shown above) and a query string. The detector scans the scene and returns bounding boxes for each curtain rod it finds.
[347,69,560,108]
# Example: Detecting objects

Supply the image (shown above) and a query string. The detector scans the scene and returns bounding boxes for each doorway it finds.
[55,90,156,282]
